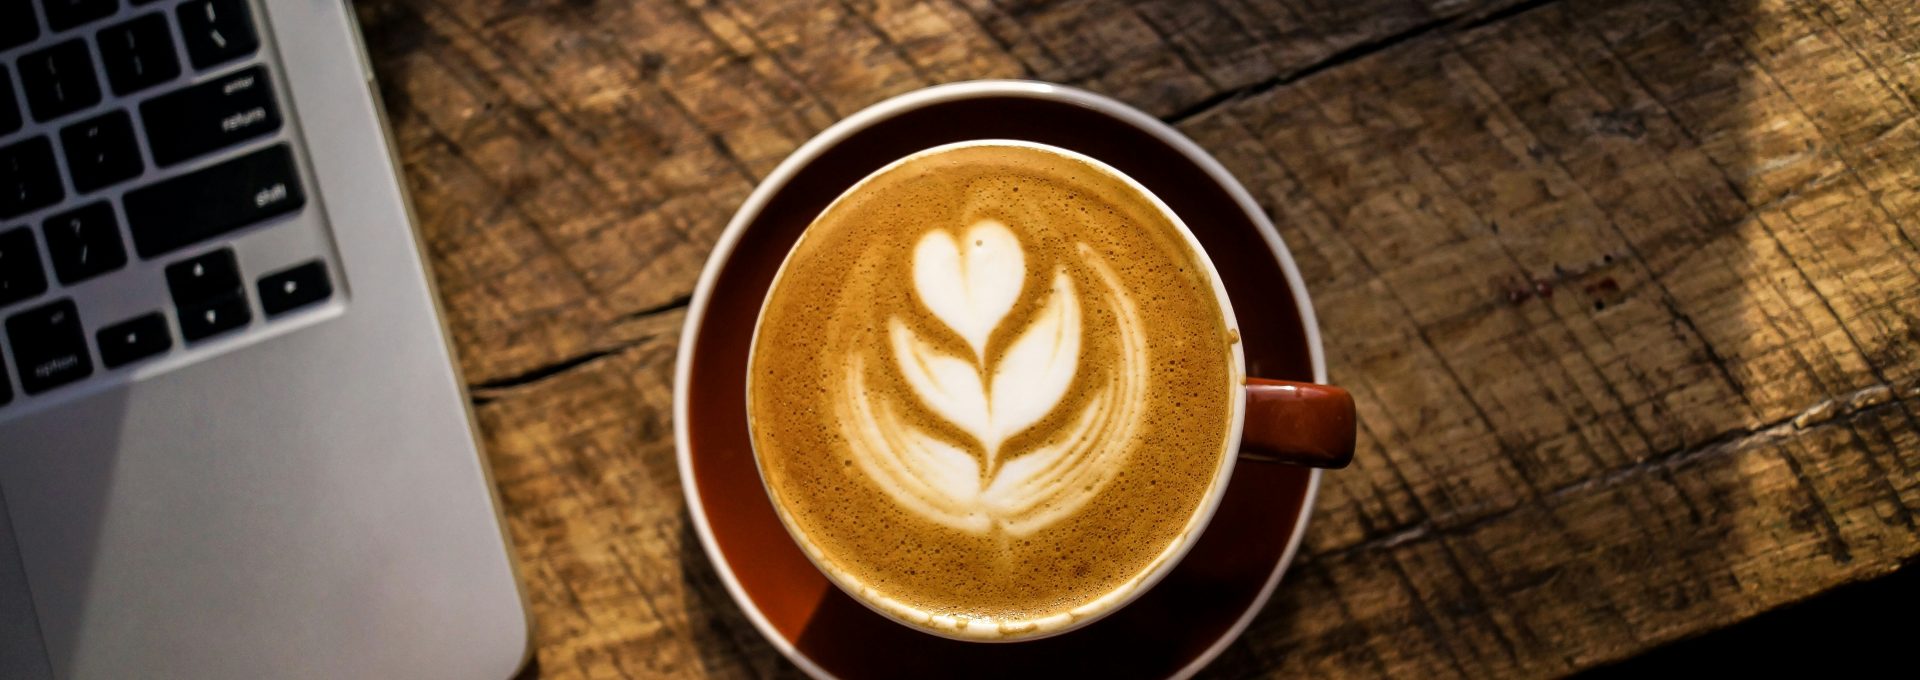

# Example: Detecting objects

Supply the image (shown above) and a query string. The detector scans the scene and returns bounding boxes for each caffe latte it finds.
[748,141,1241,639]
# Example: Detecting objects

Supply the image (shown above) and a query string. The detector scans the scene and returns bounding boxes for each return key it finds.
[140,65,283,167]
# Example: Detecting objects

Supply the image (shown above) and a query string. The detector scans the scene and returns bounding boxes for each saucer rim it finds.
[673,79,1326,680]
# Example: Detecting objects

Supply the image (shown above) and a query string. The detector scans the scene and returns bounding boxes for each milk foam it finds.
[840,231,1148,536]
[910,220,1025,361]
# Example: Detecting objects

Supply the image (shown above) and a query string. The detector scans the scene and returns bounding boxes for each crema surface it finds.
[749,143,1237,638]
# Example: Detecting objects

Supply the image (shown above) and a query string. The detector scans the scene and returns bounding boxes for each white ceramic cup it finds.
[743,138,1353,641]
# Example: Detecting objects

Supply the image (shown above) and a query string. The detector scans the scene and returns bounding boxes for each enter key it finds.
[139,65,283,167]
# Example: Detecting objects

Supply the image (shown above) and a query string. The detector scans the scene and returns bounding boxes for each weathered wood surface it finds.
[353,0,1920,676]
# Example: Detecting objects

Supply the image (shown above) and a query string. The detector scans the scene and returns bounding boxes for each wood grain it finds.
[354,0,1920,676]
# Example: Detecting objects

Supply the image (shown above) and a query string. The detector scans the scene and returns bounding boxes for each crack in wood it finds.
[1162,16,1450,126]
[469,345,634,393]
[618,293,695,323]
[1313,380,1919,561]
[466,296,691,396]
[1162,0,1581,127]
[1459,0,1566,32]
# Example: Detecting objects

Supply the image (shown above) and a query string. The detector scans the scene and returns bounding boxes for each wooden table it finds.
[352,0,1920,676]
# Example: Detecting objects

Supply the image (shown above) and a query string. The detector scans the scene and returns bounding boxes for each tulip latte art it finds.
[749,143,1239,638]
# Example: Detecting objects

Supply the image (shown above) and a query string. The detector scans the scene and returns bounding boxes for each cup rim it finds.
[742,138,1251,642]
[675,79,1326,678]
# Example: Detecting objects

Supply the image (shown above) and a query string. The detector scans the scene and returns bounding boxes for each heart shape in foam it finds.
[911,220,1024,359]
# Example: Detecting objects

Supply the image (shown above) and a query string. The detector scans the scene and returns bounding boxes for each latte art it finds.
[841,221,1149,536]
[749,142,1239,638]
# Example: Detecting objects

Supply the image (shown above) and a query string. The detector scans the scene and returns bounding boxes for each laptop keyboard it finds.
[0,0,341,410]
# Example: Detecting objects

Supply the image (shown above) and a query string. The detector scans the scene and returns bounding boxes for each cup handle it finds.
[1240,378,1356,469]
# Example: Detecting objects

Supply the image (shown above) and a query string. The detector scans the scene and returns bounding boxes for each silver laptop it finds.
[0,0,530,677]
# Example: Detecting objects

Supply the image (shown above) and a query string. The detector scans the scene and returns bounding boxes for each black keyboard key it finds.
[178,291,248,342]
[43,0,120,31]
[98,13,181,96]
[97,312,170,368]
[60,110,144,192]
[0,72,20,135]
[43,202,126,284]
[140,66,281,166]
[164,248,240,305]
[124,145,304,258]
[258,260,331,316]
[5,299,92,394]
[177,0,257,69]
[0,227,48,308]
[18,39,102,122]
[0,351,11,405]
[1,1,37,51]
[1,137,64,219]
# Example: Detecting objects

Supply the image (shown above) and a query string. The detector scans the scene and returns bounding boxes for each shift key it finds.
[140,66,283,167]
[125,145,306,258]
